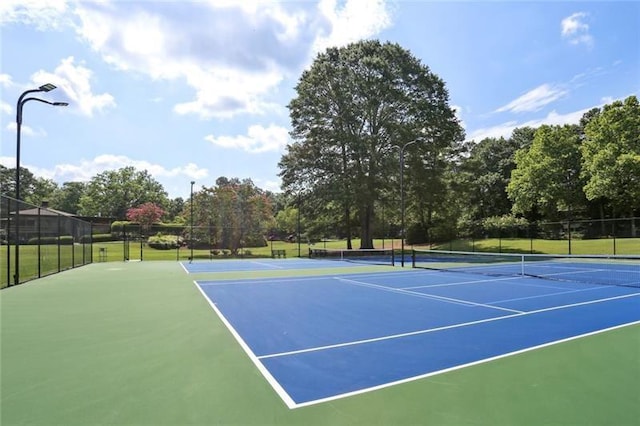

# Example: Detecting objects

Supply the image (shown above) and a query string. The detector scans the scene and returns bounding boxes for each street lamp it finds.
[190,181,195,263]
[14,84,67,286]
[398,138,424,267]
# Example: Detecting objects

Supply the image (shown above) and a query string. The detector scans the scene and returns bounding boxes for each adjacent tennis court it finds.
[195,255,640,408]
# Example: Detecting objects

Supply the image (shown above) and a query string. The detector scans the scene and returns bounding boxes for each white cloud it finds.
[3,1,393,120]
[0,154,209,184]
[313,0,393,52]
[0,0,71,30]
[469,105,594,141]
[254,178,282,193]
[561,12,593,47]
[495,83,568,114]
[1,101,12,115]
[0,74,14,88]
[204,124,290,153]
[29,56,116,117]
[5,122,46,137]
[68,1,392,120]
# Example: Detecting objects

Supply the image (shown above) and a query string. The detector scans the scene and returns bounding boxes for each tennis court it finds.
[2,255,639,425]
[196,255,640,408]
[182,258,384,273]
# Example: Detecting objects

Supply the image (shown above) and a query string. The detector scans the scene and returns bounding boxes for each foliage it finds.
[87,234,116,243]
[275,206,299,236]
[481,215,530,238]
[281,40,464,249]
[78,166,169,219]
[186,177,274,253]
[147,234,181,250]
[26,236,73,245]
[126,202,166,233]
[49,182,86,214]
[582,95,640,216]
[0,165,58,205]
[508,124,586,219]
[455,136,521,221]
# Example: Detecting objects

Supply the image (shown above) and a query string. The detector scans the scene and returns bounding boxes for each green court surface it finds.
[1,261,639,425]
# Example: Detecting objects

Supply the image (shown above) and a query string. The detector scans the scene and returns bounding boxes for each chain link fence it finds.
[429,217,639,255]
[1,195,93,288]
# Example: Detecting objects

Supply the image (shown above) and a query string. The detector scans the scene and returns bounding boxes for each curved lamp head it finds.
[39,83,57,92]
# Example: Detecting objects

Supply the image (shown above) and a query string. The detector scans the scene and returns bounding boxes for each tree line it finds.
[2,40,638,249]
[278,40,640,247]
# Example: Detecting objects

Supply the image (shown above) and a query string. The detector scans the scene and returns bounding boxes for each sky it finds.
[1,0,638,200]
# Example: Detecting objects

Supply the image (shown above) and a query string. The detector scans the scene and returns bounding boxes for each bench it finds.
[271,249,286,258]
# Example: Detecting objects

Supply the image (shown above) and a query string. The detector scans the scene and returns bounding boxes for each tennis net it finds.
[309,248,395,266]
[411,249,640,288]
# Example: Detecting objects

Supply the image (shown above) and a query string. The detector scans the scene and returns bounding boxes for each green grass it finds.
[433,237,640,255]
[2,237,637,288]
[1,261,638,425]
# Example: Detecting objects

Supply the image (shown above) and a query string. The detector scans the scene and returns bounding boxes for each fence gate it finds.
[123,224,142,261]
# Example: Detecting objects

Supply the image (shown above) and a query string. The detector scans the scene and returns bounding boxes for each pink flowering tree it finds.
[126,202,165,236]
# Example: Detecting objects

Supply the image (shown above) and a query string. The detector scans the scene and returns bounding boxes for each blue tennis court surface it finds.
[182,257,381,273]
[195,269,640,408]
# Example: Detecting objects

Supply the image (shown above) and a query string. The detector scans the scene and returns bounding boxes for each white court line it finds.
[248,261,285,269]
[197,277,640,410]
[198,275,337,286]
[334,276,524,314]
[485,284,612,305]
[194,281,296,409]
[292,319,640,409]
[402,276,575,291]
[258,292,640,361]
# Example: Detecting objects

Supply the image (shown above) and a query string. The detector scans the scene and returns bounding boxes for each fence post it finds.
[57,214,61,272]
[612,219,617,255]
[37,206,42,277]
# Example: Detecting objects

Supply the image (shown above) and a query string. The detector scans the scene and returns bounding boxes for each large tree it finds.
[457,136,520,220]
[189,177,274,253]
[78,166,168,218]
[49,181,86,214]
[581,96,640,222]
[0,165,58,205]
[508,124,587,220]
[280,40,463,249]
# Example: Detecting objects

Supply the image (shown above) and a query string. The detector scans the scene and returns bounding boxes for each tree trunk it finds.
[359,202,374,249]
[344,203,352,249]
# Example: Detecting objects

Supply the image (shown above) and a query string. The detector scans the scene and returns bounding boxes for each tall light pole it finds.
[399,138,424,267]
[190,181,195,263]
[14,84,67,286]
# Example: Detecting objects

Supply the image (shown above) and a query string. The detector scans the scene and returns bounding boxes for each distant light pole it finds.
[399,138,424,267]
[190,181,195,263]
[296,193,301,257]
[14,84,67,286]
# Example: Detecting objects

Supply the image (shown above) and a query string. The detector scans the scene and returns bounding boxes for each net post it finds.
[520,254,525,276]
[391,249,395,266]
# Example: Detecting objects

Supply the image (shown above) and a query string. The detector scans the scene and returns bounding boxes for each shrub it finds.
[27,236,73,245]
[86,233,116,243]
[147,234,180,250]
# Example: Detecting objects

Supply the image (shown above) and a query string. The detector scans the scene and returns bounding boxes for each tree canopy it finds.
[78,166,168,219]
[280,39,463,248]
[581,96,640,217]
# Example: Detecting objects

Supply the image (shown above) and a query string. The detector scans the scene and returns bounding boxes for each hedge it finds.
[26,236,73,245]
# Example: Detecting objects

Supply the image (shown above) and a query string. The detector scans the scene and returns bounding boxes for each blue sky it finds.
[1,0,638,199]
